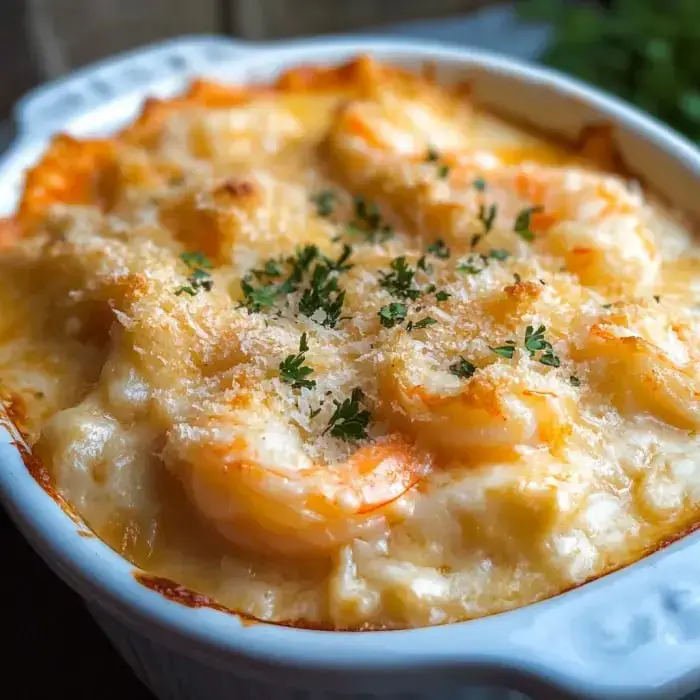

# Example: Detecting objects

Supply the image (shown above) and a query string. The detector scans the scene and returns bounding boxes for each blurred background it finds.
[2,0,698,698]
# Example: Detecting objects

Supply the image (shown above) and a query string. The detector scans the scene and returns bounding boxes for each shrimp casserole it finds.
[1,57,700,630]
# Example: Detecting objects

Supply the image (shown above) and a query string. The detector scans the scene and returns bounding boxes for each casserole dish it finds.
[3,34,700,700]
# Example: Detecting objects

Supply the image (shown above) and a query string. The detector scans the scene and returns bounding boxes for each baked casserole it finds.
[1,56,699,630]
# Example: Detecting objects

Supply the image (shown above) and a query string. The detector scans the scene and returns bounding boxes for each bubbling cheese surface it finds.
[2,57,700,629]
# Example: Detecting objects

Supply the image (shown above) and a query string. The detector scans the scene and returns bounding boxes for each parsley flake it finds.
[180,251,212,269]
[478,203,498,233]
[407,317,437,331]
[312,190,336,218]
[427,238,450,259]
[380,257,421,300]
[488,248,511,261]
[176,251,214,296]
[299,264,346,328]
[570,375,581,387]
[514,206,543,242]
[324,388,372,441]
[425,147,440,162]
[458,254,488,275]
[435,290,451,302]
[524,324,560,368]
[449,356,477,379]
[279,333,316,390]
[473,177,487,191]
[438,164,450,179]
[490,341,517,359]
[378,302,408,328]
[349,196,393,242]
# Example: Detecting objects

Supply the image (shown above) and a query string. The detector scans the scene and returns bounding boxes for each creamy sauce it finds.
[1,58,700,629]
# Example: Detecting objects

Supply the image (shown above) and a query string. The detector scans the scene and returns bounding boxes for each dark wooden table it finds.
[4,505,153,699]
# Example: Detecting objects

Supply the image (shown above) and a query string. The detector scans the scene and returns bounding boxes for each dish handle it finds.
[13,36,258,137]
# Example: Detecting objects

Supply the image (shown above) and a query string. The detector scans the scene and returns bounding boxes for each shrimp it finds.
[325,102,659,292]
[572,307,700,430]
[379,333,576,460]
[162,406,429,556]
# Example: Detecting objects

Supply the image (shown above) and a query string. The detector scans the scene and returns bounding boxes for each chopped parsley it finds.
[457,248,510,275]
[473,177,487,192]
[349,196,393,242]
[514,206,543,242]
[379,257,421,300]
[524,324,560,367]
[378,302,408,328]
[180,251,212,270]
[299,264,346,328]
[570,375,581,387]
[241,279,279,312]
[323,244,354,273]
[417,255,433,273]
[490,341,517,359]
[312,190,336,218]
[425,147,450,179]
[488,248,510,261]
[175,251,214,296]
[449,356,477,379]
[309,407,322,419]
[457,255,488,275]
[279,333,316,390]
[435,290,451,302]
[427,238,450,259]
[407,317,437,331]
[653,294,661,303]
[324,387,372,441]
[478,203,498,233]
[241,244,351,325]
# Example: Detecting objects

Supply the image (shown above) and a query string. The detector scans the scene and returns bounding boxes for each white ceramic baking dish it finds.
[2,35,700,700]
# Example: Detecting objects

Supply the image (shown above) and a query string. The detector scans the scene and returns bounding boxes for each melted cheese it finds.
[2,57,700,629]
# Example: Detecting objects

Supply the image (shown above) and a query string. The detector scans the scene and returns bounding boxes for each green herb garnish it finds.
[514,206,543,242]
[438,164,451,179]
[241,279,279,311]
[176,251,214,296]
[570,375,581,387]
[407,317,437,331]
[299,264,346,328]
[425,147,440,162]
[180,251,213,270]
[490,341,517,359]
[379,257,421,300]
[473,177,487,191]
[312,190,336,218]
[524,324,560,367]
[478,203,498,233]
[324,387,372,441]
[378,302,408,328]
[349,196,393,242]
[488,248,511,261]
[457,254,488,275]
[279,333,316,390]
[449,357,477,379]
[427,238,450,259]
[435,290,451,302]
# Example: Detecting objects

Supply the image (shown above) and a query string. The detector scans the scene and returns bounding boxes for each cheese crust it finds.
[2,57,700,629]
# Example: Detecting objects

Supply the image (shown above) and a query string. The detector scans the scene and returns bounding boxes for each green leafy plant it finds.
[519,0,700,142]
